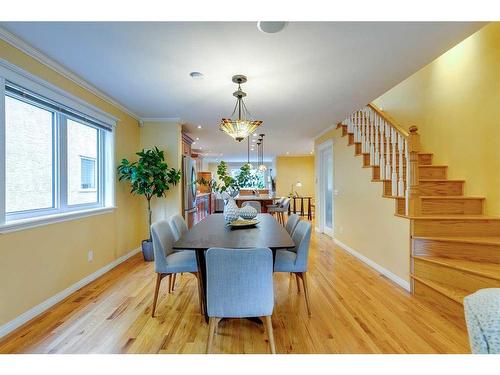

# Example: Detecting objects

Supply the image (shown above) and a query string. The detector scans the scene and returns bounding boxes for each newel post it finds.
[406,126,420,216]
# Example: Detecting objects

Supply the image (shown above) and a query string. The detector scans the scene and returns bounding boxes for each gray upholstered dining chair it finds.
[266,196,285,211]
[268,198,291,225]
[170,213,188,241]
[205,248,276,354]
[285,213,300,236]
[150,220,203,317]
[464,288,500,354]
[168,213,191,291]
[241,200,262,213]
[274,220,312,316]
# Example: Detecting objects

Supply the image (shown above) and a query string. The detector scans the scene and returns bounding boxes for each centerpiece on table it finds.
[197,161,260,226]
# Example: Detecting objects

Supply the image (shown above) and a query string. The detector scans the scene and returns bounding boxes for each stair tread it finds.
[413,256,500,281]
[398,214,500,220]
[413,236,500,246]
[419,196,485,200]
[393,196,485,200]
[412,276,468,304]
[419,179,465,182]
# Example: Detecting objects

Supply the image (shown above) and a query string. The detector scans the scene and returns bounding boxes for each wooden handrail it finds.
[367,103,409,138]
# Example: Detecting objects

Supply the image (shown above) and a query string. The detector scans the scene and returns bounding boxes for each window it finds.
[80,157,96,190]
[0,63,116,230]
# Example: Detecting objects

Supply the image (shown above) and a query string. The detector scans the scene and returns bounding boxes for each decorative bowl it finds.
[227,219,260,229]
[239,205,258,220]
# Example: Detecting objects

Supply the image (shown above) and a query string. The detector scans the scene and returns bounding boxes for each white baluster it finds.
[398,133,405,197]
[361,111,367,153]
[379,118,385,179]
[369,110,375,165]
[385,121,392,181]
[357,112,362,144]
[405,138,410,214]
[391,128,398,196]
[374,114,380,166]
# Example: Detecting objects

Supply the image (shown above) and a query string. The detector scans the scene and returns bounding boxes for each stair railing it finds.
[340,104,421,216]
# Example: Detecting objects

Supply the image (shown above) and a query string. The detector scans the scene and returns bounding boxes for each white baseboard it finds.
[0,246,142,339]
[333,238,411,292]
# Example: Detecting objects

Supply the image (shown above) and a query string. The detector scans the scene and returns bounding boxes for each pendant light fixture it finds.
[258,134,267,172]
[219,75,262,142]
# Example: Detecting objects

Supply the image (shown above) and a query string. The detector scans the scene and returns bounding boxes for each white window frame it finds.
[0,60,117,233]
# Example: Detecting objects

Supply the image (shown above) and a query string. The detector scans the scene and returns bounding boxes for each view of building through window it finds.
[5,95,54,213]
[67,119,98,205]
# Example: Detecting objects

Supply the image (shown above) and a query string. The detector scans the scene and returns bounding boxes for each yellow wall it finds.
[374,22,500,216]
[315,128,410,282]
[275,156,315,198]
[140,121,183,224]
[0,40,143,327]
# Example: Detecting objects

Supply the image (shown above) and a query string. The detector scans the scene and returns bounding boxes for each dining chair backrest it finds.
[290,221,312,271]
[151,220,175,273]
[242,200,262,213]
[205,248,274,318]
[275,197,285,207]
[285,213,300,235]
[170,214,188,241]
[281,198,291,211]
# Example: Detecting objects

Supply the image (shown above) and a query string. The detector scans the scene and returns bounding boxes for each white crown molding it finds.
[141,117,181,123]
[0,246,142,339]
[0,26,141,121]
[333,238,411,292]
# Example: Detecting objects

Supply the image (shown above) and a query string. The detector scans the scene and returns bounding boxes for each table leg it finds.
[195,250,209,323]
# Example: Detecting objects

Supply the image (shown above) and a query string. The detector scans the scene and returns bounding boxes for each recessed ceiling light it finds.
[257,21,288,34]
[192,142,196,145]
[253,133,257,137]
[196,137,199,140]
[189,71,204,79]
[252,139,256,142]
[197,125,202,129]
[286,151,290,155]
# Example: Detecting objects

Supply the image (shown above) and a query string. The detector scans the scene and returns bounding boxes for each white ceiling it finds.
[0,22,483,161]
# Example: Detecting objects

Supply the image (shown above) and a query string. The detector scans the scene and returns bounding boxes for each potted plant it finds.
[118,147,181,261]
[198,160,239,197]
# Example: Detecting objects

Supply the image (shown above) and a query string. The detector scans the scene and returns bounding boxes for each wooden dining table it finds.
[173,213,294,322]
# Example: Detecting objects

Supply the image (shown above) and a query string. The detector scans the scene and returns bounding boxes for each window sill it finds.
[0,206,116,234]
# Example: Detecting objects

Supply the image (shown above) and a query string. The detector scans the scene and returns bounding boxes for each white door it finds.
[317,141,334,237]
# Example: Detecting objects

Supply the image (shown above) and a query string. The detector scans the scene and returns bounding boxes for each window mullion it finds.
[59,114,68,210]
[0,77,6,225]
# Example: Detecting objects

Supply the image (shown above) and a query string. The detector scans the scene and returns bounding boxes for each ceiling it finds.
[0,22,483,161]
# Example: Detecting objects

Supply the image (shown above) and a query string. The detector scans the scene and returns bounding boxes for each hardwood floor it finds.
[0,227,469,354]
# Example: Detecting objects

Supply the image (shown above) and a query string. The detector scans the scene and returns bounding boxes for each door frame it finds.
[315,139,334,237]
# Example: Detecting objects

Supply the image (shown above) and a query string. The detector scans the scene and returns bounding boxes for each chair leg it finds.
[263,316,276,354]
[152,273,165,317]
[193,272,204,315]
[171,273,177,292]
[206,317,220,354]
[299,272,312,317]
[295,273,301,293]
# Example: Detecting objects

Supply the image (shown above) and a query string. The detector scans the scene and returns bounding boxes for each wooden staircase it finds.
[338,105,500,326]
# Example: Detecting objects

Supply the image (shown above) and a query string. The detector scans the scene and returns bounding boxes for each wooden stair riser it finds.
[412,219,500,237]
[413,238,500,263]
[413,279,466,325]
[342,125,348,136]
[413,258,500,294]
[420,197,484,215]
[348,133,354,145]
[418,181,464,196]
[372,166,448,181]
[412,279,466,327]
[354,143,362,155]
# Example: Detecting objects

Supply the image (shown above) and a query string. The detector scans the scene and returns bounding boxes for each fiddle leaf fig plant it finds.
[117,147,181,241]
